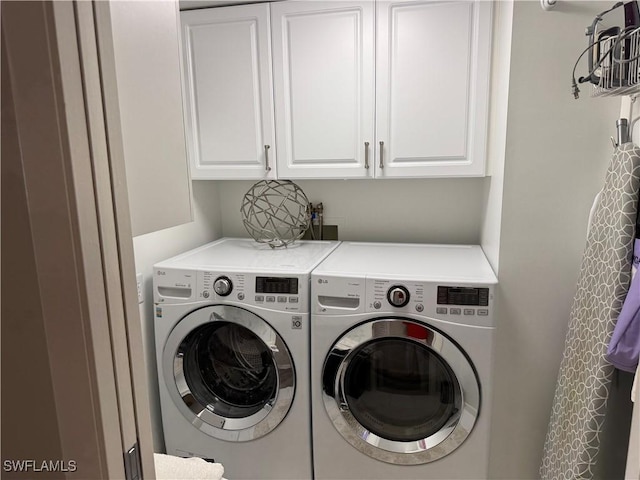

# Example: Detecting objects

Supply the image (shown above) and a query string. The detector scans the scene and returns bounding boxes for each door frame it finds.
[2,1,155,478]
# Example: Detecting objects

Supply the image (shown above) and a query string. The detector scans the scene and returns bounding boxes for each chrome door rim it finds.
[322,318,480,465]
[163,305,295,442]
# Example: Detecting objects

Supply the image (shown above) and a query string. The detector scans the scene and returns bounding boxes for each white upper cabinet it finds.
[180,0,492,180]
[181,4,277,179]
[103,1,193,235]
[376,0,493,178]
[270,1,375,179]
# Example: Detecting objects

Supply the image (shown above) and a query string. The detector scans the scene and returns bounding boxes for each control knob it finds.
[387,285,410,308]
[213,276,233,297]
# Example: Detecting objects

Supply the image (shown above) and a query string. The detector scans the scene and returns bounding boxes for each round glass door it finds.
[180,322,278,418]
[323,318,479,465]
[163,305,295,442]
[344,337,461,442]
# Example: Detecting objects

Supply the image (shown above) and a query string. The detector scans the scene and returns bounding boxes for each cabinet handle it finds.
[364,142,370,169]
[264,145,272,172]
[379,141,384,169]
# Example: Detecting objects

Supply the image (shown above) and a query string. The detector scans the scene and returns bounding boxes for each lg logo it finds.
[317,278,328,284]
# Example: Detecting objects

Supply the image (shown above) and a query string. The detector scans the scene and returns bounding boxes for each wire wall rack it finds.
[591,26,640,97]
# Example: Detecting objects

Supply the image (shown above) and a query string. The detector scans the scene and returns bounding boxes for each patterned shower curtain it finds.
[540,143,640,479]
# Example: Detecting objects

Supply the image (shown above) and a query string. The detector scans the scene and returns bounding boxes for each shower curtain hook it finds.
[612,118,630,148]
[617,118,630,146]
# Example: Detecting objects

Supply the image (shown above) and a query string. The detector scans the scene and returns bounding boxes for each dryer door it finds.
[322,318,479,464]
[163,305,294,442]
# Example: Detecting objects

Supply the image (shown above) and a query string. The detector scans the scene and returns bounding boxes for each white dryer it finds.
[154,238,340,480]
[311,242,498,479]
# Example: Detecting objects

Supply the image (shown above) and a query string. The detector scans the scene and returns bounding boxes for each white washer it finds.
[311,242,498,479]
[154,238,340,480]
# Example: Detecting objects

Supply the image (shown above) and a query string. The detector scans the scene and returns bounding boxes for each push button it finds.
[415,304,424,312]
[266,296,276,303]
[464,309,475,316]
[255,295,264,302]
[478,309,489,316]
[277,296,287,303]
[436,307,447,315]
[289,297,299,304]
[450,308,461,315]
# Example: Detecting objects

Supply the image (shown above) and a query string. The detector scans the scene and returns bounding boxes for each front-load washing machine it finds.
[153,238,340,480]
[311,242,498,479]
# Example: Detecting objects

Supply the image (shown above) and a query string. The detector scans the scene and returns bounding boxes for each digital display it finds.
[437,286,489,306]
[256,277,298,294]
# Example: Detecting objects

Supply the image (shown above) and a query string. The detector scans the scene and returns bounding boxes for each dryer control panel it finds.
[312,275,495,327]
[313,274,366,314]
[365,278,495,327]
[368,279,425,312]
[436,286,490,307]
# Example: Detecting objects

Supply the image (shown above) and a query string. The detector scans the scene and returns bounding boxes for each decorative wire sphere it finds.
[240,180,311,248]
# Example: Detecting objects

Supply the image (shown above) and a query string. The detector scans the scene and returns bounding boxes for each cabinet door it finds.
[102,1,193,235]
[376,0,492,178]
[271,1,375,179]
[181,4,277,180]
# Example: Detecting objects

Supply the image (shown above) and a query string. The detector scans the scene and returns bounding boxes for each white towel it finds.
[154,453,225,480]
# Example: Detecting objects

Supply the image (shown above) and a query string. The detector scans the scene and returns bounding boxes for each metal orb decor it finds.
[240,180,311,248]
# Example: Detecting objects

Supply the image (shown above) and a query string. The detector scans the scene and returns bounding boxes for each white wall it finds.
[133,181,223,451]
[488,1,622,478]
[481,0,513,272]
[217,178,487,244]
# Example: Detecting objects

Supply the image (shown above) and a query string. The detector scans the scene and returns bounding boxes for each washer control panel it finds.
[197,271,305,312]
[213,276,233,296]
[154,267,196,304]
[387,285,410,307]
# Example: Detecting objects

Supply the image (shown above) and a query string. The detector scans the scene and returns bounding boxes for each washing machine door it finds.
[163,305,294,442]
[322,318,479,465]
